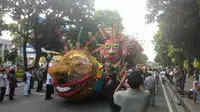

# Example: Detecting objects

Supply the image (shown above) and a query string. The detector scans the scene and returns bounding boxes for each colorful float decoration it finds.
[48,25,143,100]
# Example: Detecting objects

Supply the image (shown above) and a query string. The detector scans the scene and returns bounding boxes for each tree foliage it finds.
[8,48,18,65]
[146,0,200,70]
[3,0,96,69]
[94,9,124,31]
[153,30,171,66]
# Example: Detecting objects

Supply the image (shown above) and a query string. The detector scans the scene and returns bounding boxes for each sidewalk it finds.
[169,77,200,112]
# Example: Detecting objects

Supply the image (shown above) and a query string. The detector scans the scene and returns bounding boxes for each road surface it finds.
[0,82,170,112]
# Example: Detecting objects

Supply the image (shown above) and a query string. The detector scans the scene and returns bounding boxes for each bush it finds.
[16,72,24,78]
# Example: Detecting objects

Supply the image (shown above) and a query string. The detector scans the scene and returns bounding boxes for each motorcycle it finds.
[188,88,193,99]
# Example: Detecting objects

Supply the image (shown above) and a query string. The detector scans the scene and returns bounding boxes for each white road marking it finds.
[160,76,174,112]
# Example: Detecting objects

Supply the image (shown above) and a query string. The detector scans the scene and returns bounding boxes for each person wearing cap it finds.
[114,70,150,112]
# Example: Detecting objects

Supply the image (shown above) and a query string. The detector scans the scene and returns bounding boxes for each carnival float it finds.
[48,25,143,100]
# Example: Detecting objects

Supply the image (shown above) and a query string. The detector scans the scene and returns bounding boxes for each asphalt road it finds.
[0,82,170,112]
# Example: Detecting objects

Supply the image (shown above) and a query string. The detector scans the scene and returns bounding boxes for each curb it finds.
[166,81,191,112]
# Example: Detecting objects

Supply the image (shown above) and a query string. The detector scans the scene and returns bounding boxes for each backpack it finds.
[22,73,27,82]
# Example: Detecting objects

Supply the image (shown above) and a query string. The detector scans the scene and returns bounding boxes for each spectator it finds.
[193,76,200,103]
[8,68,17,100]
[36,68,45,92]
[178,70,185,96]
[174,66,181,91]
[114,70,150,112]
[45,73,54,100]
[169,69,174,84]
[0,70,7,102]
[152,68,159,92]
[5,70,10,96]
[144,72,156,106]
[24,68,32,96]
[105,67,120,112]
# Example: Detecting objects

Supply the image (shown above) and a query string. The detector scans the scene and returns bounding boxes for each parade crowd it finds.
[0,66,54,102]
[1,65,197,112]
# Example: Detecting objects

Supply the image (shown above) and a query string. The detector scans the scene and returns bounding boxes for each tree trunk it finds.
[23,37,28,71]
[34,47,42,69]
[45,55,53,77]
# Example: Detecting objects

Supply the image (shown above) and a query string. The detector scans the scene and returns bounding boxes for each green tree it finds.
[146,0,200,72]
[168,45,184,68]
[94,9,124,31]
[8,48,18,65]
[11,33,22,50]
[135,53,148,65]
[4,49,9,62]
[153,30,172,67]
[4,0,96,69]
[0,56,3,65]
[15,54,24,70]
[8,20,32,70]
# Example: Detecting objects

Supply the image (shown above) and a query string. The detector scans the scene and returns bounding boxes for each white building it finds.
[0,38,12,58]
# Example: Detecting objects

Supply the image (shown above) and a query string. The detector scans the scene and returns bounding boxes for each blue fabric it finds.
[94,72,105,93]
[24,72,31,96]
[46,74,52,84]
[0,74,7,87]
[39,17,45,23]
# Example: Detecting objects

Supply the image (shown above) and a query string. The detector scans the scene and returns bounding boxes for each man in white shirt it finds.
[0,71,7,102]
[45,73,53,100]
[114,71,150,112]
[144,73,156,106]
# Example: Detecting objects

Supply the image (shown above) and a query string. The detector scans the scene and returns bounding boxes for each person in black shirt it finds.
[8,69,17,100]
[105,67,121,112]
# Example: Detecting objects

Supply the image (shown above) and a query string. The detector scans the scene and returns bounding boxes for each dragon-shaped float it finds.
[48,25,143,100]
